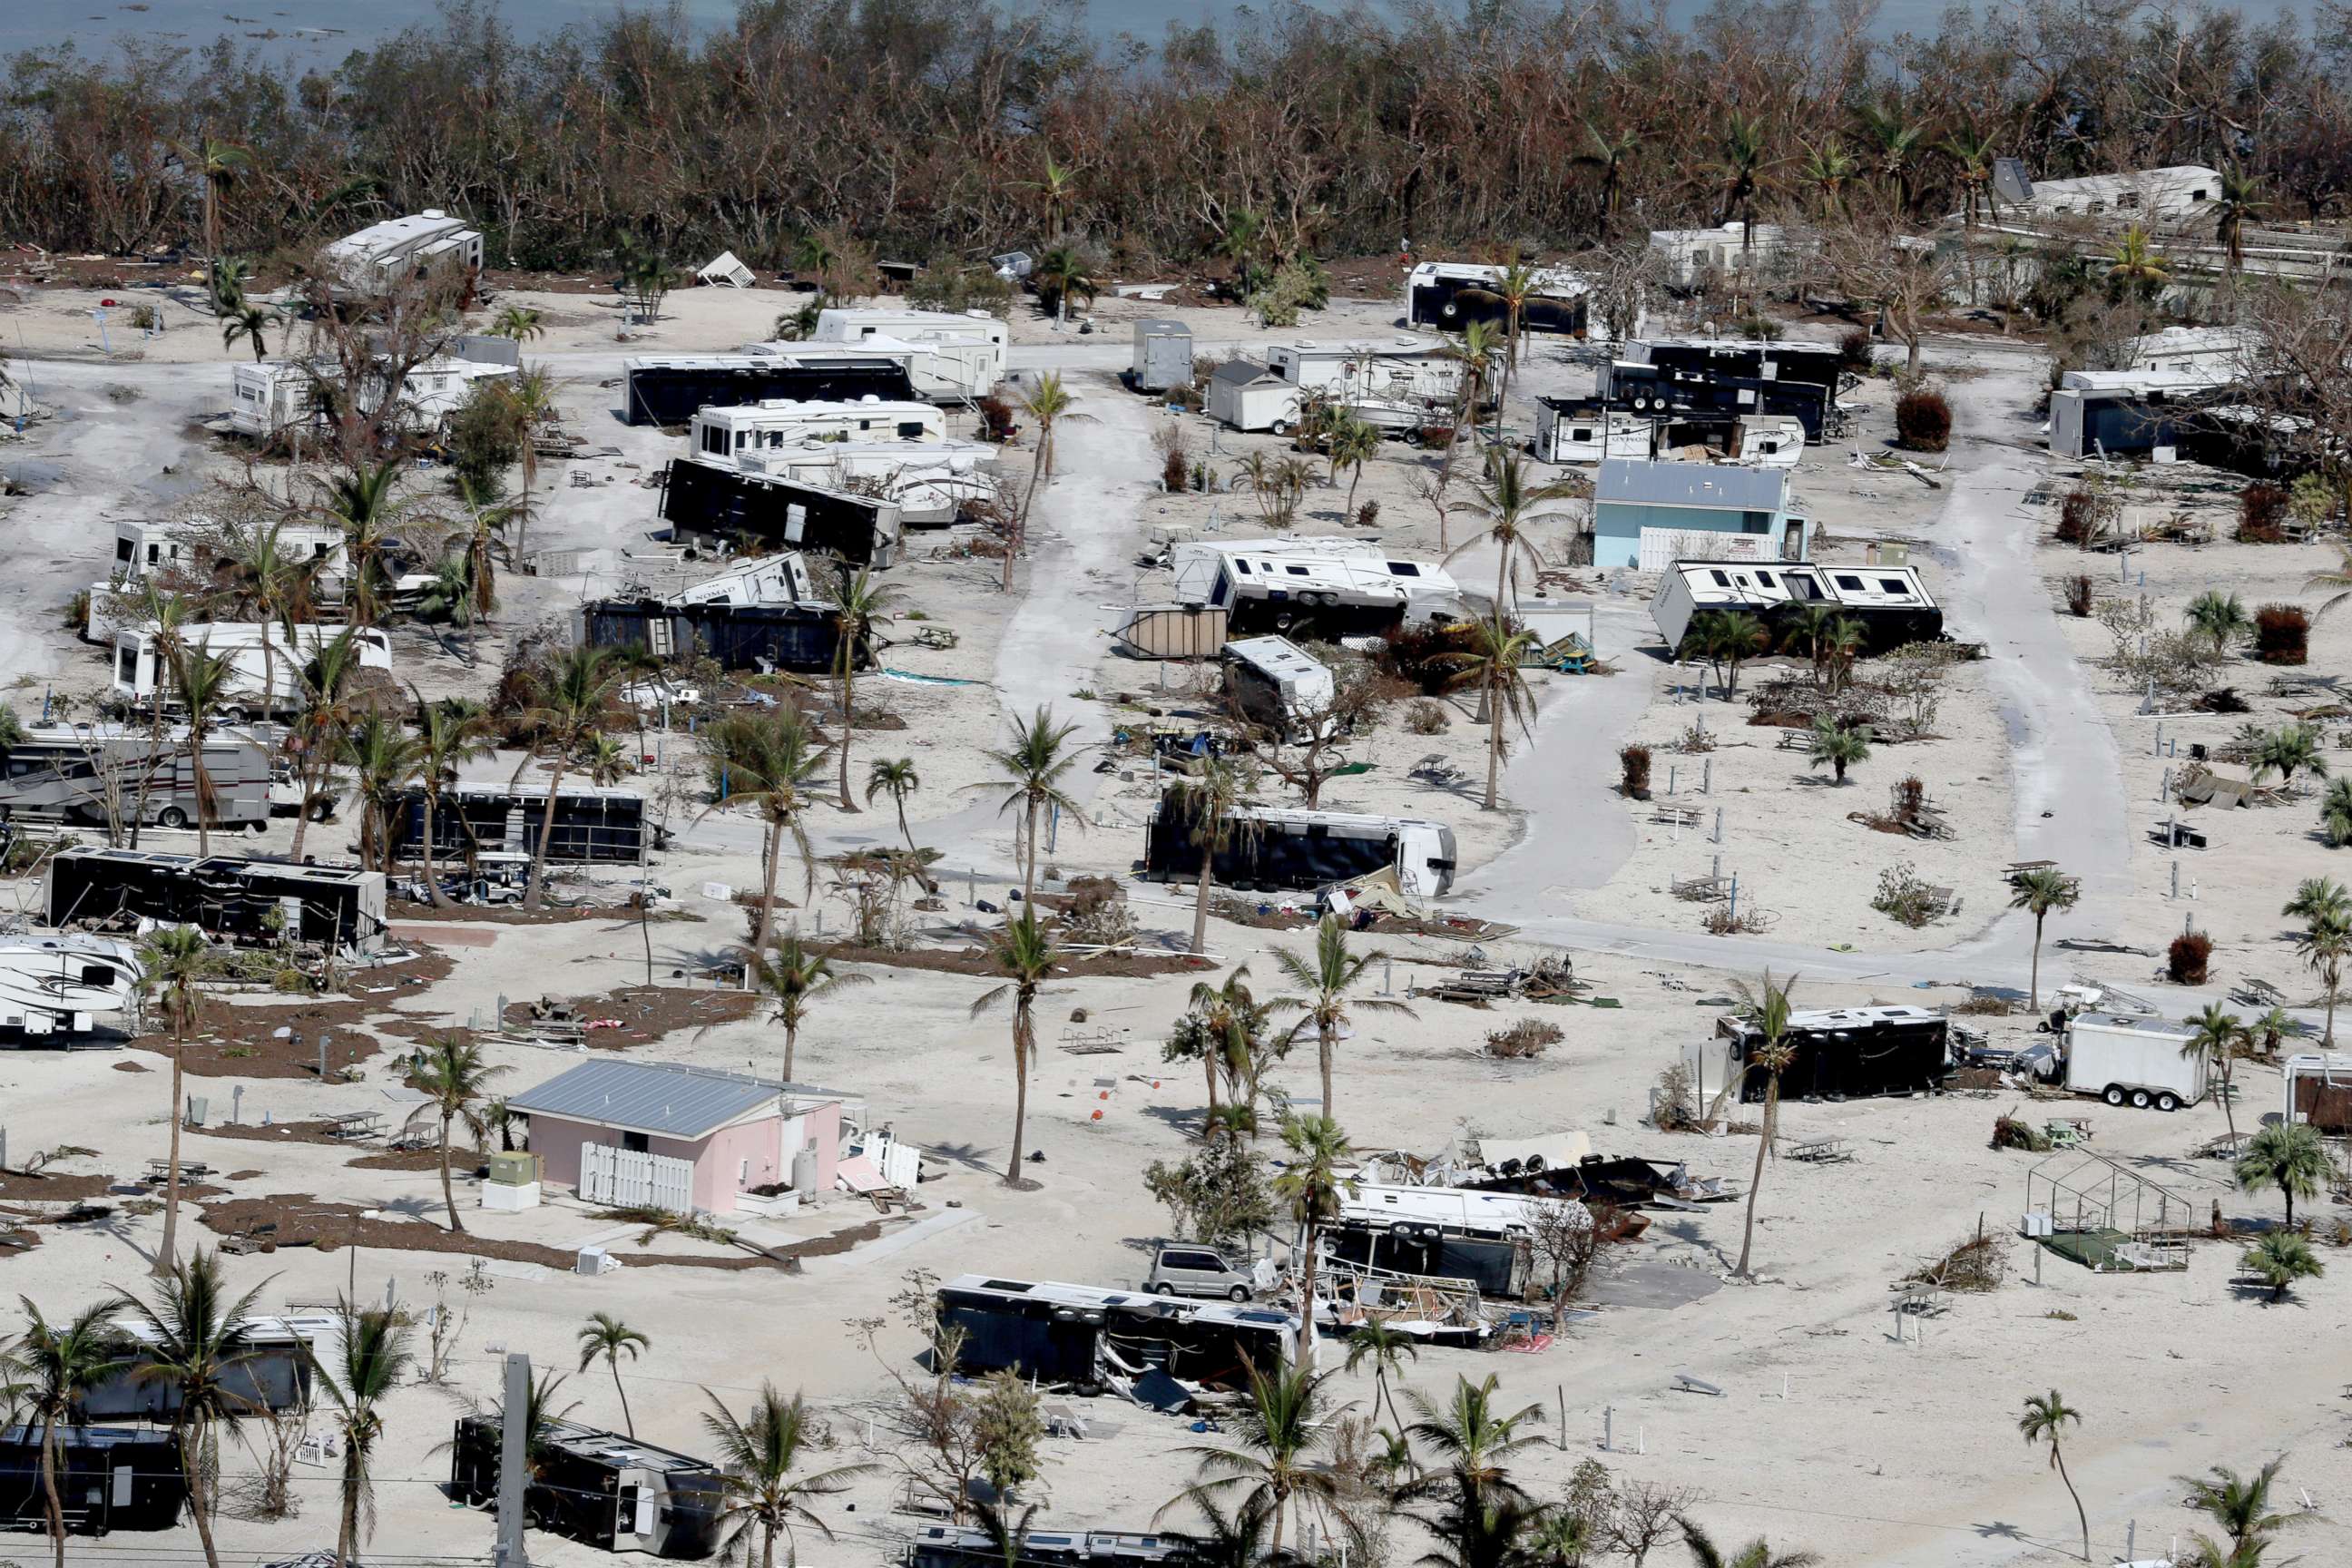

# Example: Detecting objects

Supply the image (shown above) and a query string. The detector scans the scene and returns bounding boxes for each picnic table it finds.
[147,1159,212,1183]
[2004,860,2057,884]
[2151,819,2209,849]
[1671,874,1729,902]
[1788,1138,1854,1164]
[325,1111,385,1141]
[1651,804,1703,828]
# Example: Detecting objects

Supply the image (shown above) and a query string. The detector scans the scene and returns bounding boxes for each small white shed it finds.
[1207,360,1300,432]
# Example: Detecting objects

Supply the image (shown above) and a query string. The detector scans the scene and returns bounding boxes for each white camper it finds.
[2063,1014,2204,1111]
[725,440,994,526]
[1223,636,1336,739]
[1266,339,1467,404]
[322,210,484,295]
[808,308,1006,398]
[1535,398,1657,464]
[0,934,143,1038]
[691,399,945,459]
[112,623,393,716]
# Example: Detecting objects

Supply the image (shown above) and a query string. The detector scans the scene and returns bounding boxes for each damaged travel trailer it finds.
[908,1524,1208,1568]
[657,459,903,566]
[0,934,142,1039]
[449,1416,725,1558]
[2283,1053,2352,1132]
[1535,398,1658,464]
[807,306,1008,398]
[1406,262,1589,335]
[689,398,946,454]
[111,622,393,717]
[0,1425,185,1534]
[1322,1181,1591,1300]
[1187,546,1465,639]
[1267,338,1473,404]
[392,783,650,867]
[2046,369,2232,461]
[323,209,484,295]
[579,554,844,672]
[1702,1004,1953,1102]
[1598,359,1837,442]
[1223,636,1335,739]
[936,1275,1296,1392]
[1651,560,1943,656]
[228,355,514,443]
[88,1314,330,1417]
[621,355,918,426]
[0,724,270,832]
[1143,792,1455,898]
[44,848,388,954]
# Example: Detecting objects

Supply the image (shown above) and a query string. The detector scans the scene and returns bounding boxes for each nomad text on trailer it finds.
[1143,792,1456,898]
[621,356,918,426]
[449,1415,725,1558]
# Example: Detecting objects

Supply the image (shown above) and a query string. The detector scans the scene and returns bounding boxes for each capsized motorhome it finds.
[1223,635,1336,739]
[111,623,393,716]
[1143,792,1455,898]
[0,934,142,1039]
[657,459,904,566]
[579,553,844,672]
[1202,549,1466,639]
[449,1416,724,1558]
[1650,560,1942,656]
[44,847,388,953]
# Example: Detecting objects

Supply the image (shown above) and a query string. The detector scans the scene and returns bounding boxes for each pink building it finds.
[507,1058,850,1216]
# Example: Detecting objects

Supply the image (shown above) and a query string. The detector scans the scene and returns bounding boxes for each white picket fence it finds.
[579,1142,695,1212]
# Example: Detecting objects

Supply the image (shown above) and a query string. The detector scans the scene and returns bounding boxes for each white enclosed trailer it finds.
[2063,1013,2204,1111]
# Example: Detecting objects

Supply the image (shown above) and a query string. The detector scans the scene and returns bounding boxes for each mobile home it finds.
[449,1416,724,1558]
[1591,460,1807,573]
[1650,560,1942,656]
[1406,262,1589,335]
[1143,793,1455,898]
[621,355,918,426]
[111,622,393,716]
[0,723,270,832]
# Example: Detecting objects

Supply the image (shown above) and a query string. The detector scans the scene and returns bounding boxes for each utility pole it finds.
[495,1353,532,1568]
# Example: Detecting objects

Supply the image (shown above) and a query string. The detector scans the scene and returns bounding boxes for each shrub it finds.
[1836,327,1874,370]
[1484,1019,1563,1059]
[1991,1112,2052,1152]
[2236,482,2289,543]
[2064,574,2094,617]
[1382,619,1489,694]
[1404,699,1450,735]
[1905,1232,2009,1292]
[1651,1062,1700,1131]
[1619,743,1651,797]
[2056,488,2102,546]
[1872,861,1939,927]
[974,394,1015,441]
[2168,930,2212,985]
[1738,314,1783,341]
[1354,500,1380,529]
[2254,603,2309,665]
[1894,387,1952,452]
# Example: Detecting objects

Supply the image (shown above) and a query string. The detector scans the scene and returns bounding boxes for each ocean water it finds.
[5,0,2276,67]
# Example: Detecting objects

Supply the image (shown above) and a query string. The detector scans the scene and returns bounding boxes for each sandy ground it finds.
[0,273,2348,1568]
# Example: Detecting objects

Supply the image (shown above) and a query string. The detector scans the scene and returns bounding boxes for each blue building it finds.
[1591,460,1807,572]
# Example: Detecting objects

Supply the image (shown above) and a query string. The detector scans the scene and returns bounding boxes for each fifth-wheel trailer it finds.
[1142,792,1455,898]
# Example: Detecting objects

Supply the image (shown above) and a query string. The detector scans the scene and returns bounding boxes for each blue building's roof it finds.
[1595,460,1786,513]
[508,1059,846,1139]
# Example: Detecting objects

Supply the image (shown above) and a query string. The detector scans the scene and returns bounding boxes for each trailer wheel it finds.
[247,819,269,837]
[157,806,188,829]
[2129,1088,2152,1110]
[1269,418,1292,436]
[1441,299,1460,320]
[2102,1084,2126,1106]
[2156,1092,2180,1112]
[308,799,336,821]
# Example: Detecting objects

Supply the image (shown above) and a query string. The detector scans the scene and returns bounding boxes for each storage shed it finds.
[1133,319,1194,393]
[1207,361,1301,432]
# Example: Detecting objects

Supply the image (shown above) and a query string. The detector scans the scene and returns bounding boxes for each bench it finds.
[147,1159,213,1183]
[1788,1138,1854,1164]
[326,1112,385,1141]
[1651,805,1703,828]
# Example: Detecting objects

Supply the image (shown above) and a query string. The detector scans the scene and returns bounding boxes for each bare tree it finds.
[1818,220,1961,374]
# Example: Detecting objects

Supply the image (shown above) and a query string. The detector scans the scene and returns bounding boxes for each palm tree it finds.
[576,1313,652,1436]
[2242,1231,2325,1303]
[745,934,870,1081]
[1448,447,1582,624]
[975,1500,1044,1568]
[1436,318,1503,452]
[1805,718,1871,784]
[166,642,235,852]
[1938,122,1997,227]
[2186,590,2252,656]
[2236,1121,2329,1227]
[1173,1357,1342,1562]
[1798,142,1857,219]
[1416,1486,1549,1568]
[2250,723,2326,786]
[703,706,829,949]
[339,713,422,873]
[289,629,368,860]
[2304,538,2352,620]
[1271,1113,1353,1368]
[1715,111,1774,260]
[2107,226,2171,299]
[826,563,898,808]
[207,253,252,315]
[1011,372,1084,585]
[2295,904,2352,1044]
[2281,875,2349,924]
[1493,260,1537,377]
[318,1298,413,1568]
[1732,970,1799,1278]
[1681,610,1769,698]
[1432,618,1541,812]
[1397,1373,1544,1507]
[1678,1521,1821,1568]
[2018,1389,2090,1563]
[2009,867,2081,1013]
[401,1034,508,1234]
[518,644,632,910]
[502,366,558,563]
[701,1384,874,1568]
[220,522,320,726]
[973,907,1061,1184]
[2211,164,2265,278]
[1342,1318,1416,1432]
[221,299,277,361]
[179,134,252,259]
[1330,415,1383,516]
[2183,1004,2248,1142]
[1270,913,1415,1117]
[2321,780,2352,847]
[1,1298,122,1568]
[2178,1458,2299,1561]
[1033,246,1101,325]
[1019,152,1081,234]
[1579,122,1638,220]
[142,924,210,1275]
[1176,756,1255,955]
[490,305,545,343]
[1779,603,1841,687]
[1528,1508,1595,1568]
[316,461,421,626]
[1855,100,1926,214]
[866,757,921,850]
[114,1250,268,1568]
[411,694,491,907]
[985,705,1086,897]
[1157,1485,1284,1568]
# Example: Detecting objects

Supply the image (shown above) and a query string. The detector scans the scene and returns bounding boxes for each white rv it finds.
[740,335,1002,403]
[1194,547,1466,637]
[112,623,393,716]
[729,440,995,526]
[1266,339,1469,405]
[93,518,348,638]
[322,210,484,295]
[0,934,142,1038]
[1650,560,1943,656]
[229,356,514,442]
[808,308,1006,398]
[1223,635,1336,739]
[1535,398,1657,464]
[690,398,946,459]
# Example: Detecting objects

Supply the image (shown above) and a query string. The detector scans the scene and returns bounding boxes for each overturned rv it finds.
[658,458,903,566]
[393,783,651,867]
[1535,397,1658,464]
[1705,1005,1953,1102]
[1597,359,1838,443]
[1651,559,1943,656]
[1143,791,1455,898]
[87,1314,331,1418]
[0,934,142,1040]
[908,1524,1208,1568]
[449,1416,725,1558]
[580,554,845,672]
[0,724,270,832]
[1223,636,1335,739]
[0,1425,185,1534]
[44,847,389,954]
[1322,1181,1591,1300]
[621,355,918,426]
[1406,262,1589,336]
[1184,545,1465,640]
[936,1275,1296,1391]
